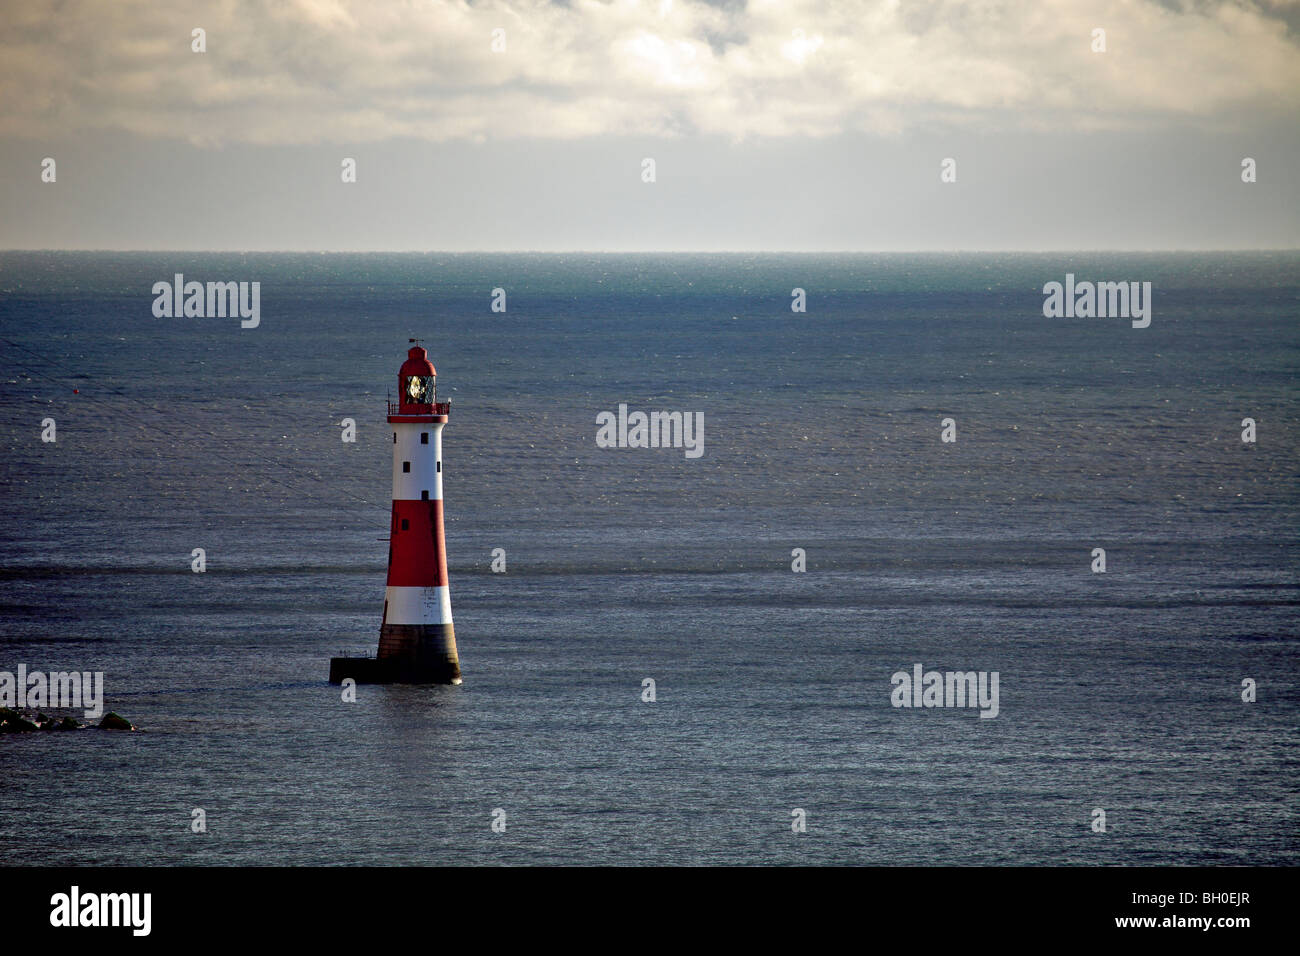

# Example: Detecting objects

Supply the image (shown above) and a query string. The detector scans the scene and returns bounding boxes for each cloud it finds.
[0,0,1296,145]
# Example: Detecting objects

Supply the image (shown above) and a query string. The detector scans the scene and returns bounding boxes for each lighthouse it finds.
[330,343,461,685]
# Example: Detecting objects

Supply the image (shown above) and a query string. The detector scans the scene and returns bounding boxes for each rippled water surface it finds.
[0,252,1296,864]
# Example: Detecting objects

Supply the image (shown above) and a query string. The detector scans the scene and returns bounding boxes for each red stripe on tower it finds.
[386,500,449,587]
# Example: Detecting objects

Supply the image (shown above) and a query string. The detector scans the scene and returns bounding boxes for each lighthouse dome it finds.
[400,346,436,379]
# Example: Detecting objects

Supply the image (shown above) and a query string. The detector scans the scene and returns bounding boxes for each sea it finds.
[0,251,1296,865]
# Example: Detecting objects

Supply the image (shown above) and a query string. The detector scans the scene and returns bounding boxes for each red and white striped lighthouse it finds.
[378,344,461,683]
[329,343,461,686]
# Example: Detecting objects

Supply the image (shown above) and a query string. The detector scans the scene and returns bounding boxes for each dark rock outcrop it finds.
[98,712,134,731]
[0,708,39,733]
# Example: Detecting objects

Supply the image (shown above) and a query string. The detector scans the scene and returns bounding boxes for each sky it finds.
[1,0,1298,251]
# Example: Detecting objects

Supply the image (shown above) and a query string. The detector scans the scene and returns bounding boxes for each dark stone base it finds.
[380,622,460,683]
[330,623,461,685]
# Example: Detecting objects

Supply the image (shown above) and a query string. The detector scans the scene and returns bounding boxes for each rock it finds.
[56,717,80,731]
[98,712,134,731]
[1,710,38,733]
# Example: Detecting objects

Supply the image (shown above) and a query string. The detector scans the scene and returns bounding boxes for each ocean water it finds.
[0,251,1296,865]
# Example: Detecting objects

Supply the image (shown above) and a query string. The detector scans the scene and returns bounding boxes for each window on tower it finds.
[420,432,428,444]
[402,461,411,473]
[436,461,441,472]
[422,490,429,500]
[392,433,396,443]
[401,519,409,531]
